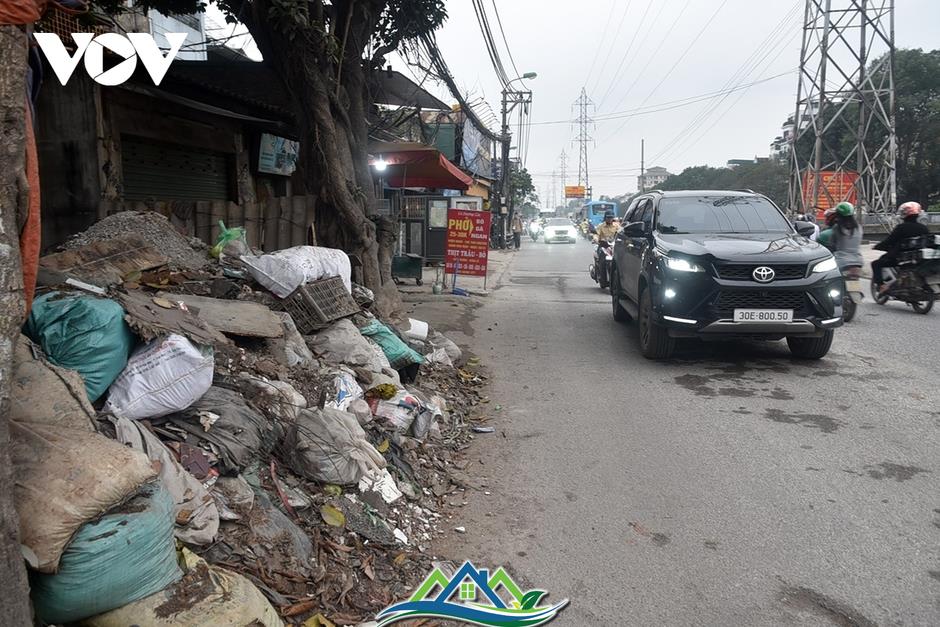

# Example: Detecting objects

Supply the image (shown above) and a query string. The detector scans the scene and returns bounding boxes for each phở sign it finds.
[445,209,491,277]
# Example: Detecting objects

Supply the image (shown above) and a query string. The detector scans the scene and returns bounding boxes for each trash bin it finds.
[392,253,424,286]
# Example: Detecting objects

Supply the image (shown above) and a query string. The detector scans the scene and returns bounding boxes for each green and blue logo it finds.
[375,561,568,626]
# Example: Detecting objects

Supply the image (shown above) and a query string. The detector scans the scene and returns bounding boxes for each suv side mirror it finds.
[794,221,816,238]
[621,221,645,237]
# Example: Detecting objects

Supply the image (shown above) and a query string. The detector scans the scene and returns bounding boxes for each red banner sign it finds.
[802,170,859,220]
[445,209,491,277]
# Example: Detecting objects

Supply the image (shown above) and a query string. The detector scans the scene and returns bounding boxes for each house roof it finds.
[162,56,450,124]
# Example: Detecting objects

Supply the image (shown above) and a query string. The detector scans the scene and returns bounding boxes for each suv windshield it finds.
[546,218,570,226]
[656,196,791,234]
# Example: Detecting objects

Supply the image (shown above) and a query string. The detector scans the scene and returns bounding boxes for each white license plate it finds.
[733,309,792,323]
[844,279,863,292]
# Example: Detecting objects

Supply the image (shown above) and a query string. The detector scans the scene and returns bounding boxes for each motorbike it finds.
[529,224,542,242]
[872,267,939,314]
[841,266,864,322]
[589,240,614,290]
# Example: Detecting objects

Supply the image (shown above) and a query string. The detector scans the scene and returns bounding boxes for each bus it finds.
[579,200,618,227]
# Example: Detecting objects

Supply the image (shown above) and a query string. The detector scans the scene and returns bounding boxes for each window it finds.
[636,199,654,230]
[623,198,642,222]
[656,195,791,234]
[459,582,475,601]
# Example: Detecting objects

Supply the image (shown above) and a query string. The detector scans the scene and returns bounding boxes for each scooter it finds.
[841,266,864,322]
[589,240,613,290]
[529,224,542,242]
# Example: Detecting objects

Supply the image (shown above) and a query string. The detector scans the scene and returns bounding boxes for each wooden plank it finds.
[243,201,260,249]
[290,196,305,247]
[40,235,168,286]
[157,291,284,338]
[262,197,279,252]
[209,200,227,244]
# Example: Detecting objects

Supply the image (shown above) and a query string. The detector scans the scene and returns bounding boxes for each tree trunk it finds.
[0,23,34,625]
[243,0,402,317]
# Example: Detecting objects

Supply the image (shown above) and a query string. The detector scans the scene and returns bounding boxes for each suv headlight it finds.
[663,256,704,273]
[811,256,838,273]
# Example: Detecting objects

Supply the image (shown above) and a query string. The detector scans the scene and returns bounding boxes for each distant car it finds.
[610,190,842,360]
[543,218,577,243]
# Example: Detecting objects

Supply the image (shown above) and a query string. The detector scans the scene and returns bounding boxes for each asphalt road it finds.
[441,236,940,626]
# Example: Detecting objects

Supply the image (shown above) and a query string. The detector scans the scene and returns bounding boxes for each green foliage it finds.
[657,160,790,208]
[510,167,538,206]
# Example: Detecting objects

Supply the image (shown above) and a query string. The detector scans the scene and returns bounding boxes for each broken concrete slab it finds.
[157,291,283,338]
[40,235,168,286]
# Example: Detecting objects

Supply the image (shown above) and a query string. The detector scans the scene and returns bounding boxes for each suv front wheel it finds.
[786,331,834,359]
[638,287,675,359]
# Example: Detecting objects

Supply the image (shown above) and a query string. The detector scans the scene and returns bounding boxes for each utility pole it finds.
[572,88,594,200]
[551,169,558,214]
[499,74,535,247]
[640,138,645,193]
[788,0,895,226]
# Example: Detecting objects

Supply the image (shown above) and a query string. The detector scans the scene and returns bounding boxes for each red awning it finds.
[369,142,472,190]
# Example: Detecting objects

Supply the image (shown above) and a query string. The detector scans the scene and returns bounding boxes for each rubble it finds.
[62,210,208,270]
[12,209,495,625]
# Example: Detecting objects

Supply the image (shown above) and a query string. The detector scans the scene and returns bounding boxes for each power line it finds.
[527,71,795,127]
[594,0,657,110]
[489,0,520,79]
[641,2,802,166]
[585,0,629,94]
[598,0,729,147]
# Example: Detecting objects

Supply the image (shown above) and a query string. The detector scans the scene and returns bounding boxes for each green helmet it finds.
[835,201,854,217]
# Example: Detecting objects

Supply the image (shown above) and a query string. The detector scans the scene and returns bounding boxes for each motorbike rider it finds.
[595,210,619,243]
[795,211,820,241]
[828,202,864,274]
[871,201,929,291]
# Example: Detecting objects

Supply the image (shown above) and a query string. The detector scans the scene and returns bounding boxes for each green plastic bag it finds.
[358,320,424,370]
[24,293,135,402]
[30,482,182,624]
[210,220,247,258]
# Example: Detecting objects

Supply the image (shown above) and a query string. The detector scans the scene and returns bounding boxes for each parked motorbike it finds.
[841,266,864,322]
[589,240,613,290]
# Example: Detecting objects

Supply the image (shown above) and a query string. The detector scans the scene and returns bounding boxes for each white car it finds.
[543,218,577,243]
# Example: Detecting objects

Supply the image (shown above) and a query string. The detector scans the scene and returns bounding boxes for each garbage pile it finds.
[13,212,490,626]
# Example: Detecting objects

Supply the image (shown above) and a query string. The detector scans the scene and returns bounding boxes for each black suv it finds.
[610,190,843,359]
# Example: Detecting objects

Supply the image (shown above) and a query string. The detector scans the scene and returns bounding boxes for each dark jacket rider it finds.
[871,201,929,289]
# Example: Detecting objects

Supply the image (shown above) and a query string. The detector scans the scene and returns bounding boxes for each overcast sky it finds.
[400,0,939,202]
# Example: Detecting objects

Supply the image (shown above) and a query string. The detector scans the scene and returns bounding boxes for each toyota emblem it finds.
[752,266,775,283]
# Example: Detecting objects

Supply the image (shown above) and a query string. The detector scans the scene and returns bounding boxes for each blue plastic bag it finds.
[24,292,135,401]
[358,320,424,370]
[30,482,182,624]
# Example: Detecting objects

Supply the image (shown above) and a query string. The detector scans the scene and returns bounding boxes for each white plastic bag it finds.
[326,371,364,411]
[105,334,213,420]
[241,245,351,298]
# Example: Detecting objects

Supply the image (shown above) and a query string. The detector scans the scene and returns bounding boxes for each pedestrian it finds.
[511,212,524,249]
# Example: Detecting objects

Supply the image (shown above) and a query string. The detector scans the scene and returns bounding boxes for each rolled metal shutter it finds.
[122,135,232,202]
